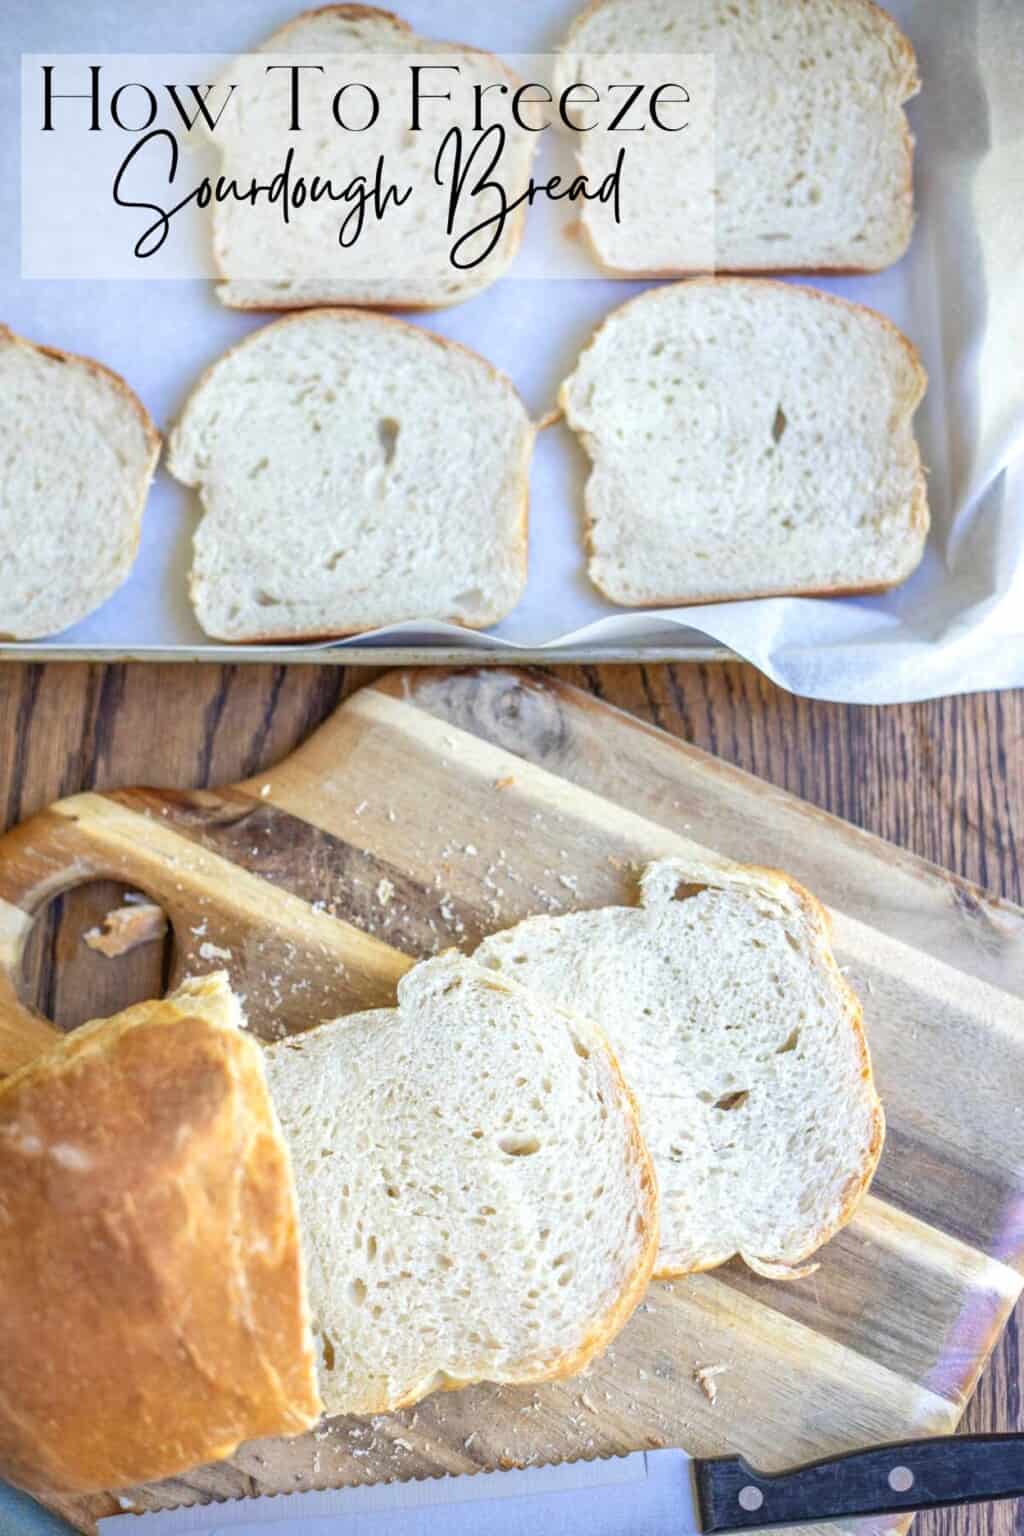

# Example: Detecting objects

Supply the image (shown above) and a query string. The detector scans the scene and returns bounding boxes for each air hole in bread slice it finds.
[499,1133,541,1157]
[377,417,400,465]
[772,405,788,444]
[453,588,486,611]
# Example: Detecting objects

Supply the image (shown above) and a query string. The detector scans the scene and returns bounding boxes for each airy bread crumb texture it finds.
[167,311,534,641]
[264,953,658,1416]
[560,279,928,606]
[0,328,160,640]
[557,0,920,274]
[476,858,884,1278]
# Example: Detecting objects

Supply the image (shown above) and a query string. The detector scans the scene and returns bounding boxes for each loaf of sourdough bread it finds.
[0,975,319,1494]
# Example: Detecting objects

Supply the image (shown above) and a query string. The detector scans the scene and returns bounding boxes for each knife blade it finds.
[96,1435,1024,1536]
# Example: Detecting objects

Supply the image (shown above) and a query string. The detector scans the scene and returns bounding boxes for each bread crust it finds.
[561,276,929,609]
[0,977,320,1494]
[0,327,161,642]
[168,308,535,643]
[559,0,920,279]
[212,5,532,313]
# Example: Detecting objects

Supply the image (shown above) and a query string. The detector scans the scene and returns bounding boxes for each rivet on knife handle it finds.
[695,1434,1024,1532]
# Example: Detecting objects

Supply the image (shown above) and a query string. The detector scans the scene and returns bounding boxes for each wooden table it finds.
[0,660,1020,1536]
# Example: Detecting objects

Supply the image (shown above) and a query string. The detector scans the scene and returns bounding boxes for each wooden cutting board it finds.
[1,668,1023,1536]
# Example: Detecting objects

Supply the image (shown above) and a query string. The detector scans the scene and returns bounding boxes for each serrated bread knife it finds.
[95,1435,1024,1536]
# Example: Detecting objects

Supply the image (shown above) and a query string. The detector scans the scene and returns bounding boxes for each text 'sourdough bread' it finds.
[167,311,535,641]
[556,0,920,275]
[211,5,538,310]
[0,976,320,1495]
[476,858,884,1279]
[560,278,928,607]
[0,328,159,640]
[264,953,658,1416]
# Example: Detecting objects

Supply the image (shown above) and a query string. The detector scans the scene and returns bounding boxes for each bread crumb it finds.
[199,940,232,963]
[376,878,395,907]
[354,800,369,816]
[260,783,271,797]
[694,1364,729,1404]
[494,776,515,790]
[84,903,167,958]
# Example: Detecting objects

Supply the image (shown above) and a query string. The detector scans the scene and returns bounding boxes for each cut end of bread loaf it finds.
[0,975,320,1494]
[476,858,884,1279]
[0,328,160,641]
[264,953,658,1417]
[211,7,535,310]
[557,0,919,276]
[560,278,928,608]
[167,310,534,641]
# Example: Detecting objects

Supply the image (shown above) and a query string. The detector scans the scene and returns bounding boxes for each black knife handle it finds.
[695,1434,1024,1532]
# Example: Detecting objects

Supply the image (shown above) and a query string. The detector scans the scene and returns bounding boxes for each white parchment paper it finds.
[3,0,1022,702]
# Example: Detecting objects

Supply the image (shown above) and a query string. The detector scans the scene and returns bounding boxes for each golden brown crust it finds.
[0,978,320,1494]
[562,276,929,610]
[171,309,534,644]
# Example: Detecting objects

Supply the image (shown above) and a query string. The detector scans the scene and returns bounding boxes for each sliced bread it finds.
[2,957,656,1491]
[476,857,884,1279]
[0,975,320,1494]
[264,952,658,1417]
[556,0,920,275]
[166,311,535,641]
[560,278,929,607]
[211,6,537,310]
[0,328,160,640]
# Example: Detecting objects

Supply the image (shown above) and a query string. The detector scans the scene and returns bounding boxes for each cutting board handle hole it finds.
[19,880,175,1036]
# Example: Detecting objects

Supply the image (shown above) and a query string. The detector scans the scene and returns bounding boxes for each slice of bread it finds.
[559,278,928,607]
[265,952,658,1417]
[476,858,884,1279]
[0,328,160,641]
[166,311,535,641]
[0,976,320,1494]
[556,0,920,276]
[212,6,537,311]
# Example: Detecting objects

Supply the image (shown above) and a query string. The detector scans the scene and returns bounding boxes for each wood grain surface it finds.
[0,661,1021,1536]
